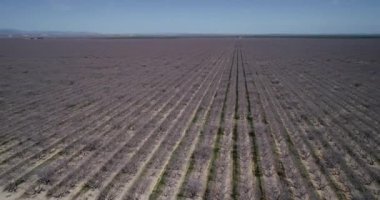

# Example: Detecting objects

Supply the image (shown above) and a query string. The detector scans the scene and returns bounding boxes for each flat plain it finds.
[0,38,379,200]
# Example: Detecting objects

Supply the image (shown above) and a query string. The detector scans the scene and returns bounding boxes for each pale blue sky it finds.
[0,0,379,34]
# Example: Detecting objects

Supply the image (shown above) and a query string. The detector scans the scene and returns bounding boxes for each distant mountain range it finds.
[0,29,101,38]
[1,29,380,39]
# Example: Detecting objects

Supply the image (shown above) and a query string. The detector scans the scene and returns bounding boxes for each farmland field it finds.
[0,38,379,200]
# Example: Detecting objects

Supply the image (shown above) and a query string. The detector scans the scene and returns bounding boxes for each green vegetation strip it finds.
[240,49,265,200]
[231,47,239,200]
[203,48,235,199]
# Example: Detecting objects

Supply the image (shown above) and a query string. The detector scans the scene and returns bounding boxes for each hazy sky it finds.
[0,0,379,34]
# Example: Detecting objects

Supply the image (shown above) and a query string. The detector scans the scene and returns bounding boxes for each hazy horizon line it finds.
[1,28,380,37]
[2,28,380,34]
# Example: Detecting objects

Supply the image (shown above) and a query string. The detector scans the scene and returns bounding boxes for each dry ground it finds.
[0,38,379,200]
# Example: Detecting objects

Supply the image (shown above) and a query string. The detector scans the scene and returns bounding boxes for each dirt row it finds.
[0,38,379,200]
